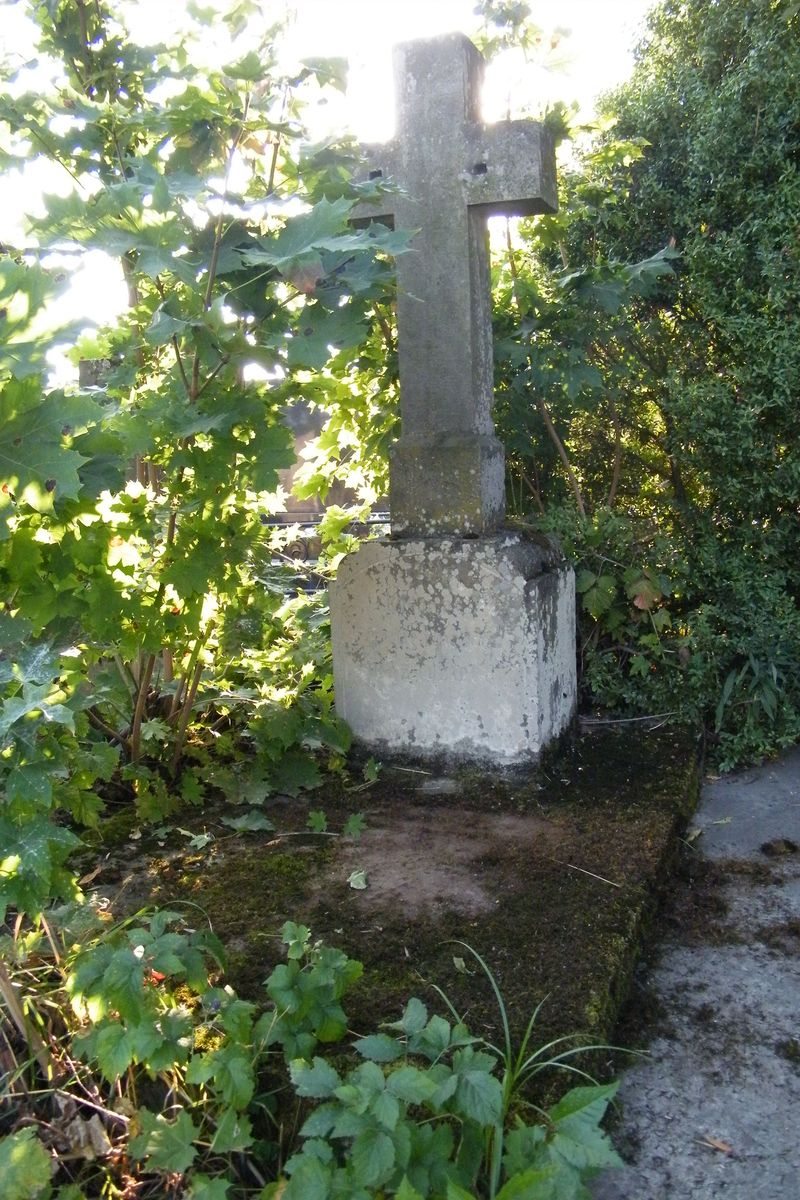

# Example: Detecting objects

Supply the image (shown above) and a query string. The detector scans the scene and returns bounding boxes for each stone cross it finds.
[354,33,557,537]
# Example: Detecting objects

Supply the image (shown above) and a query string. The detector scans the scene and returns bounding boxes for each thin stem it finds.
[129,653,157,763]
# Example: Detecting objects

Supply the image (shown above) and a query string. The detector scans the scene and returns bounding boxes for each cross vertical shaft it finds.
[356,33,557,536]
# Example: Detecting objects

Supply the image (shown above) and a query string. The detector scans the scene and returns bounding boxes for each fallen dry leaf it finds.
[696,1136,733,1155]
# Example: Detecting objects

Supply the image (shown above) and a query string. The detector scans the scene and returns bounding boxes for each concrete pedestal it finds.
[329,533,577,765]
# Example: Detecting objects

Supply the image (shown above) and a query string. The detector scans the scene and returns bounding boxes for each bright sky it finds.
[1,0,653,337]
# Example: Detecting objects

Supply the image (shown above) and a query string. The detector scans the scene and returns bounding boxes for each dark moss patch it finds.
[85,725,699,1098]
[777,1037,800,1067]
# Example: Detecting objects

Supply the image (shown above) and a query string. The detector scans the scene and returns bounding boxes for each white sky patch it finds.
[1,0,652,333]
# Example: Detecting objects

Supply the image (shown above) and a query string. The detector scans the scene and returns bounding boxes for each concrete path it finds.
[592,745,800,1200]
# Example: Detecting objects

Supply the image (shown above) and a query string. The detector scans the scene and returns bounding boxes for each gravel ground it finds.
[591,745,800,1200]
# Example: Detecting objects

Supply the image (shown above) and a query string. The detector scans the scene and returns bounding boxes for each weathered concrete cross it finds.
[355,33,557,536]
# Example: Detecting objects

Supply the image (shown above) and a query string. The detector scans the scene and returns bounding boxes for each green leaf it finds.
[129,1108,198,1174]
[352,1032,403,1063]
[94,1023,134,1079]
[351,1128,395,1188]
[220,810,275,832]
[267,749,321,797]
[224,50,267,81]
[300,56,348,93]
[290,1056,342,1099]
[286,305,367,370]
[244,197,354,269]
[396,1179,425,1200]
[0,682,75,738]
[387,1065,440,1104]
[386,996,428,1036]
[451,1049,503,1125]
[0,381,101,521]
[495,1168,559,1200]
[187,1176,231,1200]
[343,812,367,840]
[209,1044,254,1109]
[307,809,328,833]
[446,1183,478,1200]
[0,1128,52,1199]
[210,1108,253,1154]
[545,1083,622,1171]
[347,868,367,890]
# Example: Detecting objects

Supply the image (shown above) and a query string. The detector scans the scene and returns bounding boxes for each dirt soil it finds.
[81,723,699,1092]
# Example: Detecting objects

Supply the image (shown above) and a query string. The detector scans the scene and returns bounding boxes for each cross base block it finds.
[389,433,505,537]
[330,533,577,765]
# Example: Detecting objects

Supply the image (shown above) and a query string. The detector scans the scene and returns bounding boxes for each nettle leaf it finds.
[129,1108,198,1174]
[0,1127,52,1199]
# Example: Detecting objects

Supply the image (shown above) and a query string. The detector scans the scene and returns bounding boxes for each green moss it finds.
[90,725,699,1101]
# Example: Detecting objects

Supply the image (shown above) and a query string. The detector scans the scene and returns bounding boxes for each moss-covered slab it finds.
[89,724,699,1069]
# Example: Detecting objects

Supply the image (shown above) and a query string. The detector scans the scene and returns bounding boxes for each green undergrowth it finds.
[83,726,700,1083]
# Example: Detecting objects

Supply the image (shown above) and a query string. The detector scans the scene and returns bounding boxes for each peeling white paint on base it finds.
[330,534,577,765]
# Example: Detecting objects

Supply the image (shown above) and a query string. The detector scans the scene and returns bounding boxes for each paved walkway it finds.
[592,745,800,1200]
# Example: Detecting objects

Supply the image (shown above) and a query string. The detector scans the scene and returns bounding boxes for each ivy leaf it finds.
[0,1128,52,1198]
[129,1108,198,1174]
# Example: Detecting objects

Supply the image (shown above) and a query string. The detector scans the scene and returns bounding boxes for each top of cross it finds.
[354,33,557,537]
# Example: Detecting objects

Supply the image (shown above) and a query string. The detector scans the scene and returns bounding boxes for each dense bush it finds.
[493,0,800,767]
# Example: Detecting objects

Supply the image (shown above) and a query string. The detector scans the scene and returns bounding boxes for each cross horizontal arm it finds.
[350,142,400,222]
[463,121,558,216]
